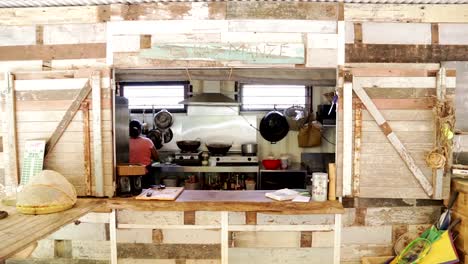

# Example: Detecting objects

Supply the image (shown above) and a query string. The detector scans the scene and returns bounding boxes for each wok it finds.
[206,143,232,156]
[259,110,289,144]
[176,140,201,152]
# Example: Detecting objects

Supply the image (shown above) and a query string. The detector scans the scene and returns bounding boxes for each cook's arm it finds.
[151,147,159,161]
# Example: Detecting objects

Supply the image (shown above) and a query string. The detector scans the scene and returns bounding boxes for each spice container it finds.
[311,172,328,202]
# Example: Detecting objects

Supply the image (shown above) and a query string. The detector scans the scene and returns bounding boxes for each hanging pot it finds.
[146,129,163,149]
[259,110,289,144]
[154,109,173,130]
[163,128,173,143]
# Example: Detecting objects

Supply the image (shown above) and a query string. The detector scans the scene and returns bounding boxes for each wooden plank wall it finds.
[107,2,340,68]
[337,64,455,199]
[344,4,468,62]
[0,70,114,197]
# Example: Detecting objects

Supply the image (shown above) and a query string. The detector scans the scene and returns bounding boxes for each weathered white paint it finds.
[0,26,36,46]
[116,228,153,244]
[228,20,337,34]
[221,32,303,44]
[117,210,184,225]
[14,78,89,91]
[162,229,221,244]
[342,81,353,196]
[341,226,392,244]
[110,209,117,264]
[306,48,338,68]
[439,23,468,45]
[229,248,333,264]
[111,35,140,52]
[256,213,334,225]
[345,22,354,44]
[229,225,333,232]
[307,33,338,49]
[232,231,301,248]
[48,222,107,241]
[43,23,106,45]
[362,22,431,44]
[108,20,229,35]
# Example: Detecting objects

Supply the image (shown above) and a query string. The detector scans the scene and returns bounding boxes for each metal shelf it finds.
[152,163,259,173]
[259,162,307,173]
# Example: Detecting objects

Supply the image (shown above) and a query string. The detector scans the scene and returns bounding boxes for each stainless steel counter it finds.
[152,163,259,173]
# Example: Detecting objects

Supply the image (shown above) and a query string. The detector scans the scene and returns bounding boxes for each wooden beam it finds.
[342,73,353,197]
[221,211,229,264]
[0,44,106,61]
[346,44,468,63]
[109,209,117,264]
[92,71,104,197]
[45,81,91,157]
[353,23,362,44]
[431,23,439,45]
[353,103,362,196]
[432,68,446,200]
[3,72,19,186]
[353,79,433,197]
[82,101,92,196]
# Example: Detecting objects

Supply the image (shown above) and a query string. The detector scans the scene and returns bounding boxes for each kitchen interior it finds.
[115,68,337,198]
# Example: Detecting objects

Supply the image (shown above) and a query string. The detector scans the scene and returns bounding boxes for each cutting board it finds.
[135,187,184,201]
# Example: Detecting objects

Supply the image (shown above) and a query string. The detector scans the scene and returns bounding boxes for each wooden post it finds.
[353,103,362,196]
[342,73,353,197]
[333,213,342,264]
[328,163,337,201]
[91,71,104,197]
[81,101,92,196]
[353,79,434,197]
[433,67,446,199]
[109,210,117,264]
[221,211,229,264]
[3,72,19,187]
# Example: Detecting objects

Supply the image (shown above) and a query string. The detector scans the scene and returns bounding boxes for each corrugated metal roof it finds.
[0,0,467,8]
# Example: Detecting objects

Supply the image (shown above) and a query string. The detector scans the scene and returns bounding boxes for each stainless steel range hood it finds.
[179,93,240,106]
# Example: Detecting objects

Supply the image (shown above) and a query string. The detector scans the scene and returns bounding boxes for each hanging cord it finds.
[185,68,192,82]
[321,134,336,146]
[225,106,260,132]
[228,67,233,81]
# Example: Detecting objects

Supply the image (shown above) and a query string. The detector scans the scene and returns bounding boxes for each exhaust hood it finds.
[179,80,240,106]
[179,93,239,106]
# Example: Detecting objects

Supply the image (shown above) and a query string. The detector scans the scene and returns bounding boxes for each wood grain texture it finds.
[431,23,439,45]
[0,44,106,61]
[353,23,362,44]
[353,104,362,196]
[0,6,110,25]
[346,44,468,63]
[108,191,344,214]
[344,4,468,23]
[245,212,257,225]
[226,2,337,20]
[0,199,103,260]
[45,82,91,157]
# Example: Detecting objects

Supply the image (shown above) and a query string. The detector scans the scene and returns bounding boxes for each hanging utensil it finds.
[437,191,459,230]
[141,109,149,135]
[259,110,289,144]
[154,109,174,130]
[163,128,173,143]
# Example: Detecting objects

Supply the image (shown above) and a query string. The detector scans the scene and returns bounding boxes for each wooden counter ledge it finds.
[107,190,344,214]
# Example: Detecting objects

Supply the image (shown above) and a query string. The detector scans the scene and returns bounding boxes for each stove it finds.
[174,151,202,166]
[209,153,258,166]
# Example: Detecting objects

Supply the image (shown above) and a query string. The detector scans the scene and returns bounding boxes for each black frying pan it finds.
[259,110,289,144]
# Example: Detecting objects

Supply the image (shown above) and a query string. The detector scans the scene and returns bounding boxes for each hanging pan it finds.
[259,110,289,144]
[154,109,173,130]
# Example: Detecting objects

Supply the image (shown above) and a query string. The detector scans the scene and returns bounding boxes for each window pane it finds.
[241,84,307,110]
[123,84,185,110]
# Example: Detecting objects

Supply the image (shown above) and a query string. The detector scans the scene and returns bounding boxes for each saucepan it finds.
[241,143,258,156]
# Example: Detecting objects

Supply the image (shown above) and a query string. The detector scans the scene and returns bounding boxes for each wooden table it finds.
[0,199,104,261]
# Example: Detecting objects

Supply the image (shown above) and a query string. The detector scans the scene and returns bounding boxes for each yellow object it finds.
[390,231,458,264]
[442,124,454,140]
[16,170,77,215]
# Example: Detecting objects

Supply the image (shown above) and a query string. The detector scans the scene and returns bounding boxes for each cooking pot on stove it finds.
[176,140,201,152]
[259,110,290,144]
[206,142,232,156]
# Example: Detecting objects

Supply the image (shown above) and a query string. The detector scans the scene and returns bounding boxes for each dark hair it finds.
[129,119,142,138]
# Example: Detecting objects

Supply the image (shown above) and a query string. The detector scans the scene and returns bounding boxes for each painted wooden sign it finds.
[139,43,305,64]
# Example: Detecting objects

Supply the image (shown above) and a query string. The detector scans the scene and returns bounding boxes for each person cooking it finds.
[129,119,159,187]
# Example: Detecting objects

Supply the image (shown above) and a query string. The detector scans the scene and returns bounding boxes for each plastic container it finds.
[245,181,256,190]
[311,172,328,202]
